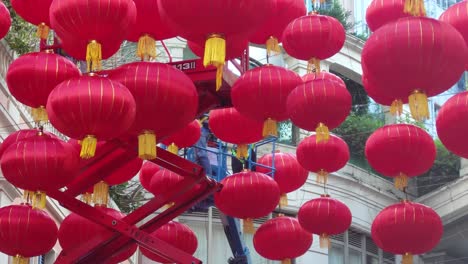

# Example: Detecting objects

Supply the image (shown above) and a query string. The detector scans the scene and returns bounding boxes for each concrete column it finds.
[460,158,468,177]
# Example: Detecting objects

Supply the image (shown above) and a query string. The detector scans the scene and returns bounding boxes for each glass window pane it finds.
[349,249,362,264]
[367,255,379,264]
[329,244,344,264]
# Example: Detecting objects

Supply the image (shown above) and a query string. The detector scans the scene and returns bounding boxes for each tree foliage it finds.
[2,0,37,55]
[109,180,147,214]
[315,0,354,31]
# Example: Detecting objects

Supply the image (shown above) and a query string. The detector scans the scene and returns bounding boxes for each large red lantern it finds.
[0,2,11,40]
[209,107,263,158]
[365,0,413,32]
[58,206,137,264]
[231,65,302,137]
[1,133,79,209]
[257,152,308,207]
[6,51,80,122]
[362,17,467,121]
[127,0,176,60]
[161,120,201,154]
[108,62,198,160]
[298,195,352,248]
[148,169,184,197]
[362,74,408,115]
[254,216,312,264]
[0,129,55,158]
[188,36,248,62]
[140,221,198,263]
[282,14,345,73]
[11,0,53,39]
[436,91,468,158]
[372,201,443,264]
[296,134,349,184]
[287,75,351,142]
[50,0,137,72]
[158,0,273,89]
[214,171,280,233]
[47,75,136,159]
[365,124,436,190]
[440,1,468,70]
[0,205,58,264]
[303,71,345,84]
[139,162,160,191]
[250,0,306,55]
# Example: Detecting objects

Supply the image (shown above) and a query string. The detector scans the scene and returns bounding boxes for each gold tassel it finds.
[390,99,403,116]
[402,253,413,264]
[13,255,29,264]
[281,259,292,264]
[236,144,249,159]
[167,143,179,155]
[80,135,97,159]
[36,23,49,40]
[243,218,255,234]
[263,118,278,137]
[319,233,331,249]
[138,131,157,160]
[31,191,47,209]
[162,202,176,211]
[86,40,102,72]
[137,35,156,61]
[266,36,281,56]
[317,169,329,185]
[316,123,330,143]
[279,193,288,208]
[92,181,109,206]
[395,173,408,190]
[82,192,93,204]
[307,58,321,74]
[31,106,48,122]
[23,190,35,205]
[311,0,326,3]
[203,34,226,91]
[408,90,429,121]
[404,0,426,16]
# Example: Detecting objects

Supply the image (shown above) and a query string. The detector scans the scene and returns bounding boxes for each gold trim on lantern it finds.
[395,173,409,190]
[317,169,329,185]
[404,0,426,16]
[243,218,255,234]
[319,233,331,248]
[390,99,403,116]
[93,181,109,206]
[408,90,429,121]
[316,122,330,143]
[86,40,102,72]
[36,23,50,40]
[203,34,226,91]
[402,253,413,264]
[266,36,281,56]
[279,193,288,208]
[13,255,29,264]
[80,135,98,159]
[31,106,48,123]
[138,130,157,160]
[307,58,321,74]
[137,34,157,61]
[262,118,278,137]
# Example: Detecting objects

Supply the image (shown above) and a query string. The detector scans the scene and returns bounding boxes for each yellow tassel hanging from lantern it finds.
[82,192,93,204]
[394,173,408,190]
[390,99,403,116]
[266,36,281,56]
[402,253,413,264]
[316,169,329,185]
[23,190,34,205]
[311,0,327,3]
[162,202,176,211]
[236,144,249,159]
[86,40,102,72]
[263,118,278,137]
[243,218,255,234]
[408,90,429,121]
[316,123,330,143]
[36,23,49,40]
[137,35,157,61]
[281,259,292,264]
[203,34,226,91]
[404,0,426,16]
[13,255,29,264]
[167,143,179,155]
[307,58,321,74]
[319,233,331,248]
[80,135,97,159]
[138,131,157,160]
[279,193,288,208]
[31,106,48,123]
[93,181,109,206]
[31,191,47,209]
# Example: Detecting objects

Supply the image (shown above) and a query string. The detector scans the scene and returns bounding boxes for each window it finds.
[329,244,345,264]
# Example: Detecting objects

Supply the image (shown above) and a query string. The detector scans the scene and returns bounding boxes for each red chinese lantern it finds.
[214,171,280,233]
[231,65,302,137]
[158,0,273,89]
[365,124,436,190]
[440,1,468,70]
[250,0,306,55]
[287,76,351,142]
[209,107,263,158]
[109,62,198,160]
[148,169,184,197]
[436,91,468,158]
[187,36,248,61]
[50,0,137,72]
[0,133,79,209]
[298,195,352,248]
[0,2,11,40]
[0,129,56,158]
[282,14,345,73]
[59,36,123,63]
[58,206,137,264]
[365,0,413,32]
[362,74,408,115]
[0,205,58,264]
[127,0,176,60]
[257,152,308,207]
[6,51,80,122]
[372,201,443,264]
[161,120,201,154]
[46,75,136,159]
[362,17,467,121]
[296,134,349,184]
[303,71,345,84]
[139,162,160,191]
[140,221,198,263]
[254,216,312,264]
[11,0,53,39]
